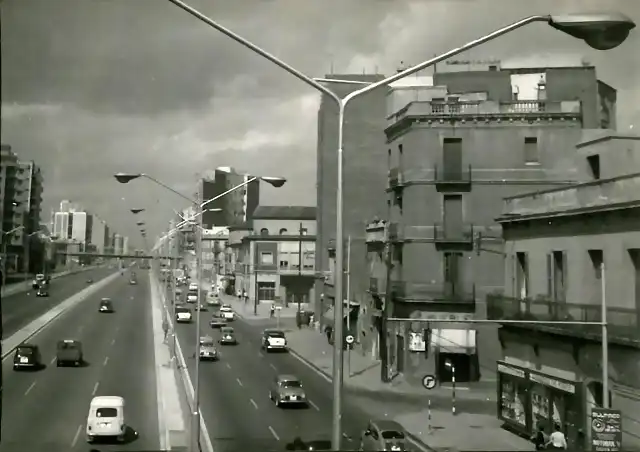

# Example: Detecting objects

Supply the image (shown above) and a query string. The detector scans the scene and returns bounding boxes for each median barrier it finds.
[150,274,213,452]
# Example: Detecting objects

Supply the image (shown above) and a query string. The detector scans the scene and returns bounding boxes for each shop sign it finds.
[529,372,575,394]
[591,408,622,452]
[408,332,426,352]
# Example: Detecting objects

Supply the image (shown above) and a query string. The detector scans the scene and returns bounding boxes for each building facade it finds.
[489,133,640,450]
[315,74,389,323]
[200,167,259,228]
[114,234,124,255]
[364,61,617,386]
[232,206,316,306]
[201,227,229,282]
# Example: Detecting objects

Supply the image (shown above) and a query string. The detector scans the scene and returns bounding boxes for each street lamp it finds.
[131,208,145,214]
[137,221,145,226]
[163,2,635,448]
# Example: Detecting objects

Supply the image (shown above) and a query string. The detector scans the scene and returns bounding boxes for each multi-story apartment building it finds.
[488,132,640,450]
[91,218,106,253]
[122,236,129,255]
[366,59,617,386]
[16,160,44,235]
[103,225,113,254]
[200,167,260,228]
[230,206,316,306]
[315,74,389,322]
[70,211,92,246]
[201,227,228,281]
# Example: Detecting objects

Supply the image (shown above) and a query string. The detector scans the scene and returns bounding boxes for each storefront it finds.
[497,361,584,447]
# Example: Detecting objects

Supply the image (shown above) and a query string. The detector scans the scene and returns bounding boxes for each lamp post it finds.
[115,170,285,452]
[161,3,635,448]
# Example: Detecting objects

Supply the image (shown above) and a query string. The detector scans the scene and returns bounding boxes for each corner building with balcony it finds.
[374,58,617,386]
[489,132,640,450]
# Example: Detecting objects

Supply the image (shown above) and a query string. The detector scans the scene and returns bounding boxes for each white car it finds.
[262,329,287,352]
[176,307,193,323]
[186,293,198,303]
[189,283,199,291]
[220,306,235,320]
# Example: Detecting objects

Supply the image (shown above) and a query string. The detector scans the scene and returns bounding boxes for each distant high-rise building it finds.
[122,236,129,255]
[114,234,124,255]
[199,167,259,228]
[53,212,71,240]
[91,218,106,253]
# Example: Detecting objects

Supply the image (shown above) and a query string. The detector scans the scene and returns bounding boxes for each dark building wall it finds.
[254,241,278,271]
[202,178,225,228]
[85,214,94,244]
[315,74,389,314]
[201,170,260,228]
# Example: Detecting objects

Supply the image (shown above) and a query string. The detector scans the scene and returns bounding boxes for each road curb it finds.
[286,347,435,451]
[1,270,121,360]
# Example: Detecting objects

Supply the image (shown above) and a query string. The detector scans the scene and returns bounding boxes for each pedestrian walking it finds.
[546,424,567,450]
[162,318,170,342]
[531,425,548,450]
[270,304,275,318]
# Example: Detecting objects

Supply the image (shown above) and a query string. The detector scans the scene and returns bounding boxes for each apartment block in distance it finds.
[488,132,640,449]
[315,74,389,326]
[200,167,259,228]
[1,145,23,272]
[230,206,316,306]
[366,57,617,386]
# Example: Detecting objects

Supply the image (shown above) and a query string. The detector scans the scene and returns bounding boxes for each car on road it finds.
[129,278,137,285]
[176,306,193,323]
[32,273,46,289]
[219,327,237,345]
[99,298,114,313]
[188,282,198,291]
[56,339,84,367]
[209,312,227,329]
[36,285,50,297]
[200,335,214,345]
[86,396,126,443]
[262,329,287,352]
[87,278,94,284]
[175,287,183,296]
[13,343,43,371]
[285,438,333,450]
[269,374,307,407]
[207,292,221,307]
[360,420,407,452]
[195,303,207,311]
[186,290,198,304]
[198,337,219,361]
[219,305,235,321]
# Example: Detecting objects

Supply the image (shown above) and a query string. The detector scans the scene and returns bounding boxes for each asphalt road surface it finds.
[174,297,412,452]
[2,267,115,337]
[0,271,159,452]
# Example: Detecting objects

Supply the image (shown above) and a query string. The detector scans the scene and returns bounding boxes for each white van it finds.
[86,396,126,443]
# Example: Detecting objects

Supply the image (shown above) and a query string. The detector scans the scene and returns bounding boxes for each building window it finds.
[257,281,276,301]
[515,252,529,299]
[524,137,539,164]
[300,228,308,236]
[551,251,567,301]
[588,249,603,305]
[587,155,601,179]
[443,138,463,180]
[260,228,269,236]
[279,228,288,235]
[279,260,289,269]
[260,251,273,265]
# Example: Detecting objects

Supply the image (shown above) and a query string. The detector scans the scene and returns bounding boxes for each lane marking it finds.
[50,357,56,365]
[250,398,258,409]
[269,363,277,371]
[236,378,243,387]
[103,356,109,366]
[225,363,231,369]
[258,352,264,358]
[111,338,116,346]
[268,425,280,441]
[71,424,83,447]
[309,400,320,411]
[24,382,36,396]
[92,382,99,396]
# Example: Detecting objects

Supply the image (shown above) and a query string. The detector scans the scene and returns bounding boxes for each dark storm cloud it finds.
[1,0,639,243]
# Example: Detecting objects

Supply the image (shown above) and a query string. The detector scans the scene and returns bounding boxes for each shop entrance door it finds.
[438,352,472,383]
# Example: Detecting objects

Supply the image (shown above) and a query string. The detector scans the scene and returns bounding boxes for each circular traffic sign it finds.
[422,374,437,390]
[345,335,355,344]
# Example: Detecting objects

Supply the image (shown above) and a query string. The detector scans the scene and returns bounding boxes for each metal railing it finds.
[390,281,476,304]
[434,164,473,184]
[433,223,474,243]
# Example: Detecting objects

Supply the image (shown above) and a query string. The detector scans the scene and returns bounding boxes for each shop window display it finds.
[501,378,527,426]
[531,384,550,429]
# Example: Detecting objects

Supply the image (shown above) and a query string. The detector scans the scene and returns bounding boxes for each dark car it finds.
[209,312,227,329]
[36,286,50,297]
[56,339,84,367]
[13,343,43,371]
[219,327,237,345]
[99,298,114,313]
[86,278,94,284]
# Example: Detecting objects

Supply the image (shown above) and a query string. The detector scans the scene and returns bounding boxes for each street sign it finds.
[591,408,622,452]
[345,335,355,344]
[422,374,437,390]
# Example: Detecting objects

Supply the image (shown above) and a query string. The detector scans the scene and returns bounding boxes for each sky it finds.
[2,0,639,248]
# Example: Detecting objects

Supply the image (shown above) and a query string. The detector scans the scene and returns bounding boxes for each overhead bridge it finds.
[56,252,180,260]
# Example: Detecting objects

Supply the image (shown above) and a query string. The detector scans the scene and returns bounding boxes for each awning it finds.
[430,328,476,354]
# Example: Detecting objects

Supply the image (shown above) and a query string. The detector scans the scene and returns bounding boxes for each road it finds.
[2,267,115,338]
[0,270,159,452]
[174,298,411,452]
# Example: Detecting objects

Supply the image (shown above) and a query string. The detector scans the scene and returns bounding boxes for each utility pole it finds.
[254,260,259,316]
[297,222,303,326]
[381,236,394,383]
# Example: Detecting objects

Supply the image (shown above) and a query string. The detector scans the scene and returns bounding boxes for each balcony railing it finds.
[434,164,472,186]
[486,294,640,345]
[433,223,474,244]
[390,281,476,304]
[279,263,315,274]
[388,167,404,190]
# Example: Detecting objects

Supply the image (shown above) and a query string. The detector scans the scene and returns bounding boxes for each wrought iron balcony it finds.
[433,223,474,247]
[389,281,476,305]
[388,167,404,191]
[486,294,640,346]
[434,164,472,190]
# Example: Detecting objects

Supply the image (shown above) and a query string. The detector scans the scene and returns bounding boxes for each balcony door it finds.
[443,138,463,181]
[443,194,463,238]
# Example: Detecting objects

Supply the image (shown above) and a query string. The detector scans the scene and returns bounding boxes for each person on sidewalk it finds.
[531,425,548,450]
[270,304,275,318]
[546,424,568,450]
[162,318,170,343]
